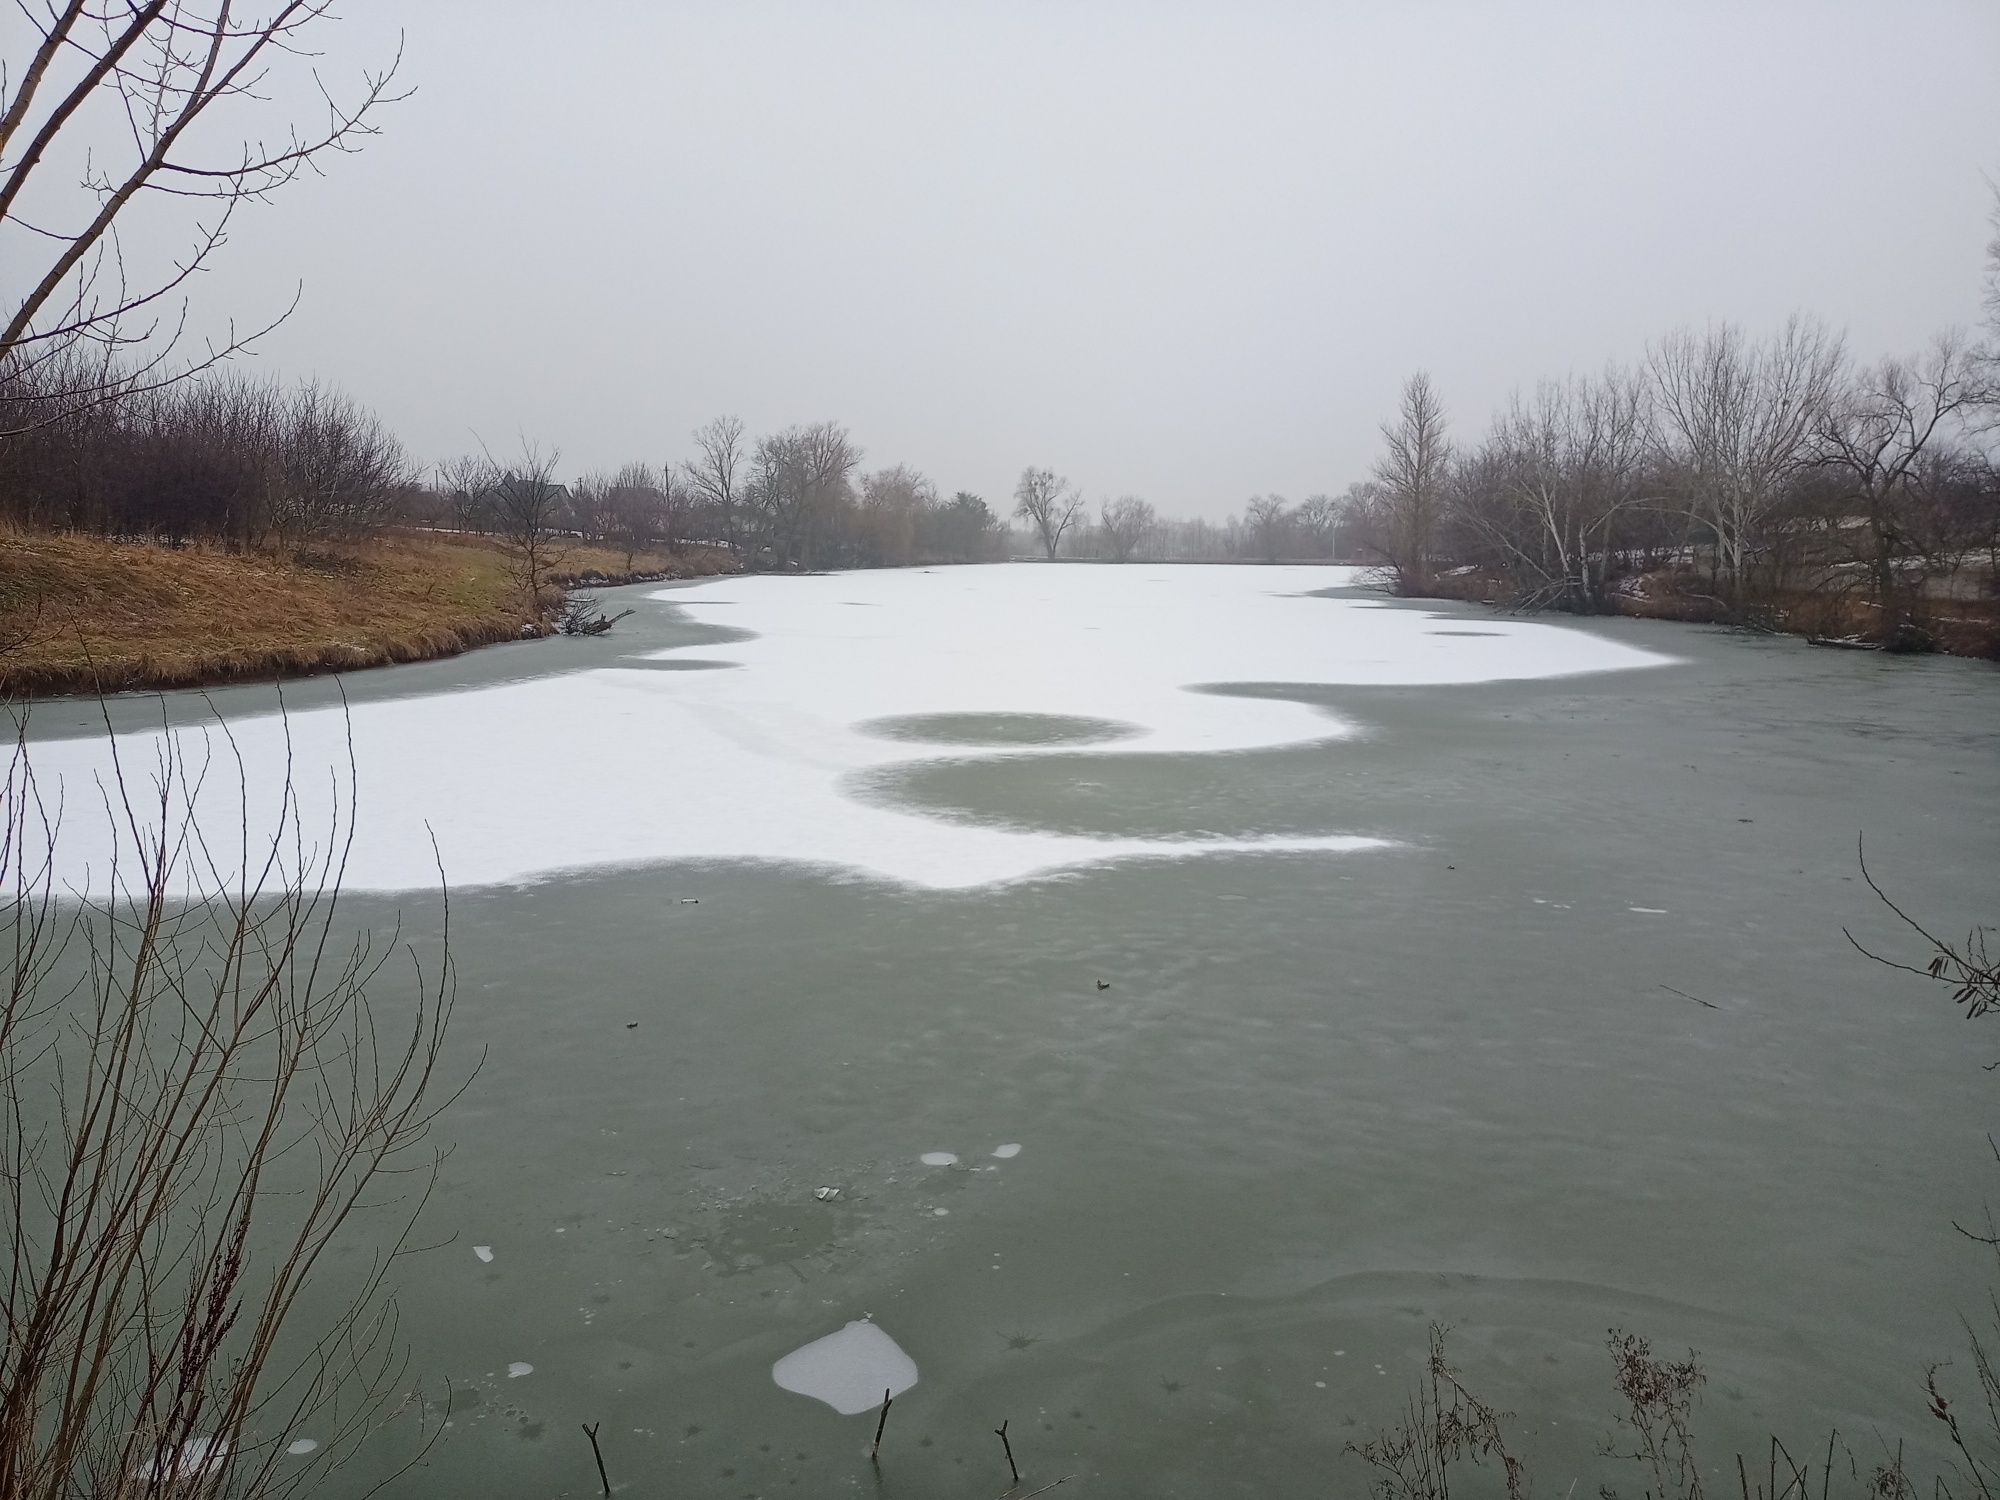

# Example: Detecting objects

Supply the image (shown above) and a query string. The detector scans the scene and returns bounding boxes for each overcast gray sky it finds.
[146,1,2000,517]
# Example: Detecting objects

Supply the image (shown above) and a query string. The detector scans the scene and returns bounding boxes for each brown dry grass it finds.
[0,527,738,698]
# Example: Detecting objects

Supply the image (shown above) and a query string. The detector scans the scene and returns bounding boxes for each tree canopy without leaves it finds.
[1371,373,1452,593]
[1,3,406,430]
[1014,467,1083,559]
[1098,495,1156,562]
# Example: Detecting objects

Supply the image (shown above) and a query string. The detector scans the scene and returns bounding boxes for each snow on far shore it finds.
[16,565,1671,894]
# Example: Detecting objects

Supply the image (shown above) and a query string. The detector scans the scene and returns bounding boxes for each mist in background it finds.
[126,0,2000,513]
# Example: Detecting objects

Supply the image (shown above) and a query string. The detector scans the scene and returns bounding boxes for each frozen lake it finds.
[15,563,2000,1496]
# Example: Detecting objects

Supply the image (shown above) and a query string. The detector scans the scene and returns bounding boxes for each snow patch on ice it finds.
[506,1361,533,1378]
[1629,907,1668,914]
[920,1151,958,1167]
[991,1143,1022,1159]
[473,1244,494,1263]
[286,1439,320,1457]
[20,566,1672,893]
[772,1320,918,1414]
[138,1438,227,1482]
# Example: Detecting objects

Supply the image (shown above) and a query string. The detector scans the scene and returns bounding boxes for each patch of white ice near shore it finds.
[773,1320,918,1414]
[17,565,1672,893]
[138,1437,227,1482]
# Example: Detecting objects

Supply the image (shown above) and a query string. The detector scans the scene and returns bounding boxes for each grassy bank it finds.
[0,528,738,698]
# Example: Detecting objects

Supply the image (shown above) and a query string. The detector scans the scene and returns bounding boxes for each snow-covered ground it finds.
[19,565,1673,893]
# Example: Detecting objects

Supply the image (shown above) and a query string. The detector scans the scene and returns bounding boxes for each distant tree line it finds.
[415,416,1005,573]
[0,347,1006,580]
[1346,213,2000,651]
[0,359,413,552]
[1016,213,2000,654]
[1348,321,1997,650]
[1003,467,1355,565]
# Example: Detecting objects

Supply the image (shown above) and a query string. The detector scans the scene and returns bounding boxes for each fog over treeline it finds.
[9,2,1997,515]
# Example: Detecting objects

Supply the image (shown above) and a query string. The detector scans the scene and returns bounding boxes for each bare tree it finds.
[1814,333,1995,647]
[1243,494,1289,563]
[1372,373,1452,593]
[1,4,407,429]
[1986,186,2000,344]
[1013,468,1082,561]
[857,465,937,566]
[1294,493,1338,558]
[0,715,458,1499]
[268,381,409,553]
[685,415,747,553]
[484,442,568,618]
[1097,495,1156,562]
[435,454,495,534]
[1463,368,1651,612]
[746,422,859,569]
[1648,316,1844,607]
[605,461,669,569]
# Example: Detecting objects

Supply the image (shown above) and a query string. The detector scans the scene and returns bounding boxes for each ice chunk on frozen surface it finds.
[772,1320,918,1414]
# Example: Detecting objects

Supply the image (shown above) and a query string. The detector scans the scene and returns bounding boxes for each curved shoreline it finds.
[0,530,740,700]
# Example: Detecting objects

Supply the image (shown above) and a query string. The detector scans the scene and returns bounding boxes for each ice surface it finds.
[772,1319,919,1414]
[20,565,1672,893]
[991,1143,1022,1159]
[920,1151,958,1166]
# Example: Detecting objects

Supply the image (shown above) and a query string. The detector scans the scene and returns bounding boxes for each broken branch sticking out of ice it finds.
[772,1320,919,1415]
[20,565,1674,893]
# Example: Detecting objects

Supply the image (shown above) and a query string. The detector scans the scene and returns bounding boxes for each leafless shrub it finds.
[1347,1324,1528,1500]
[0,705,464,1498]
[1603,1329,1706,1500]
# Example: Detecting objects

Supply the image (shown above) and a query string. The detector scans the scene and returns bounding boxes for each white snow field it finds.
[19,565,1671,894]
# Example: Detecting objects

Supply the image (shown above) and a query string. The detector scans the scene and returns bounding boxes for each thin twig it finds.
[1001,1477,1075,1500]
[580,1421,610,1496]
[994,1419,1020,1485]
[871,1387,893,1461]
[1661,984,1719,1010]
